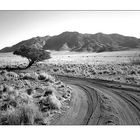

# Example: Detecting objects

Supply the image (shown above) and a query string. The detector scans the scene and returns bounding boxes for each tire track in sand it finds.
[54,76,140,125]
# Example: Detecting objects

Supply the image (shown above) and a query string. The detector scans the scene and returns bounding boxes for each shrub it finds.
[0,103,44,125]
[38,72,55,82]
[130,70,136,75]
[47,93,61,110]
[38,88,61,112]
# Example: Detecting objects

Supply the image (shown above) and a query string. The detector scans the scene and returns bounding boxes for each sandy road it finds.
[53,76,140,125]
[55,85,89,125]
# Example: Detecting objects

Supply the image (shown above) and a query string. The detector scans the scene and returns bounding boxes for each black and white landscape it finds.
[0,11,140,125]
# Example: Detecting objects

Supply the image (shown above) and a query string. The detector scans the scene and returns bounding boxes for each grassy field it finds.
[0,50,140,65]
[0,53,28,68]
[49,50,140,65]
[0,50,140,85]
[43,50,140,85]
[1,50,140,66]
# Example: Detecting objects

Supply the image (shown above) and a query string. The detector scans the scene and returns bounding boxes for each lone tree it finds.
[13,45,51,68]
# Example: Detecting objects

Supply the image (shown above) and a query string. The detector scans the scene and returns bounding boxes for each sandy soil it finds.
[54,76,140,125]
[53,85,88,125]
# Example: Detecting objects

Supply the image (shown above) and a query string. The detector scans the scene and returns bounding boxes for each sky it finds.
[0,11,140,49]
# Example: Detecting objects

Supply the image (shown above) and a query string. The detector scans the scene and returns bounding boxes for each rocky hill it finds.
[43,32,140,52]
[1,32,140,53]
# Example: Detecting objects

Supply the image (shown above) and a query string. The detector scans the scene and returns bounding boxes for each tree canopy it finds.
[13,45,51,68]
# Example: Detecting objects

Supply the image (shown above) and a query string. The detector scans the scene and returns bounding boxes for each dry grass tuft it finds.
[0,70,71,125]
[37,72,55,82]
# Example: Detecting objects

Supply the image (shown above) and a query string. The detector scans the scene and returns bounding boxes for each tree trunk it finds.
[26,60,35,68]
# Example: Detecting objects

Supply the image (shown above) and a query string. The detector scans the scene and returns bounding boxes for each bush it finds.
[47,93,61,110]
[38,72,55,82]
[0,103,44,125]
[38,88,61,112]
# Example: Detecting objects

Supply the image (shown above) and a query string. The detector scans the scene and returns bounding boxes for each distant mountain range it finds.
[1,31,140,53]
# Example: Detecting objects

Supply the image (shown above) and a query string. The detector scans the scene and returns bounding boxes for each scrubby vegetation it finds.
[0,50,140,125]
[0,70,72,125]
[130,54,140,65]
[1,51,140,86]
[35,62,140,85]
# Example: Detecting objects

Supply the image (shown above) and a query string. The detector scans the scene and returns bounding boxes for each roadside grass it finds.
[0,70,72,125]
[38,61,140,85]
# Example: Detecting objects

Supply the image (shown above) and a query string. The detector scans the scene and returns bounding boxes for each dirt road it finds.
[53,76,140,125]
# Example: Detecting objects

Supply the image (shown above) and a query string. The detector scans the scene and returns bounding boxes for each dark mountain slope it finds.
[43,32,80,51]
[43,32,140,52]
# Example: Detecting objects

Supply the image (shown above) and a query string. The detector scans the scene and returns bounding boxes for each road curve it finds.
[53,76,140,125]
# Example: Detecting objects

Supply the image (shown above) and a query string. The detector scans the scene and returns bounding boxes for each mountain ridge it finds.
[1,31,140,53]
[0,35,50,53]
